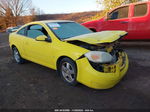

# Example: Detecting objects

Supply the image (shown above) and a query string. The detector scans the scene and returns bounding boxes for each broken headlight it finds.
[84,51,113,63]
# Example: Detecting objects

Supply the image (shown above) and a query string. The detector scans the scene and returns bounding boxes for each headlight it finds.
[84,51,113,63]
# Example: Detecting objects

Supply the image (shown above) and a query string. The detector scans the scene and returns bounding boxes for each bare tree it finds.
[0,0,33,29]
[0,0,32,16]
[35,8,45,15]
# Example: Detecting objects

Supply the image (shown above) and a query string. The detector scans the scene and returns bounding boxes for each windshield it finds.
[47,22,92,39]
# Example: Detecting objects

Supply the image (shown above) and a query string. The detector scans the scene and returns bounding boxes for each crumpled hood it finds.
[64,31,127,45]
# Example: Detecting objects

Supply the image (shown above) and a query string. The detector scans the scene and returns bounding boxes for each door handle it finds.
[120,21,128,24]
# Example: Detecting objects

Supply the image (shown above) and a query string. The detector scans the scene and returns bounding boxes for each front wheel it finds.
[58,58,78,86]
[12,47,25,64]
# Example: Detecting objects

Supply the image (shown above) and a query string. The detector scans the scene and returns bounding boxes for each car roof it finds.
[29,20,74,24]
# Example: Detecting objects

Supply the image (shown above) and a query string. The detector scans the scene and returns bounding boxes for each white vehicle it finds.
[6,26,22,33]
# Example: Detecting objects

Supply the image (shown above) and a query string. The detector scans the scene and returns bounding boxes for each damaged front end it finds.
[64,31,128,73]
[68,40,126,73]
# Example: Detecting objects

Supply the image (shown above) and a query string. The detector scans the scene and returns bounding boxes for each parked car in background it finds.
[6,26,22,33]
[9,20,129,89]
[82,1,150,40]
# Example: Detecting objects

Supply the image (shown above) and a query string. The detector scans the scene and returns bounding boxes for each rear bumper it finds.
[76,53,129,89]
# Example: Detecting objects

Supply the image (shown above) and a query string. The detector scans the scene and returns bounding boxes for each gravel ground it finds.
[0,33,150,111]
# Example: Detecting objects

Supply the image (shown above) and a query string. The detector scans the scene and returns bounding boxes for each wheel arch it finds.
[56,56,77,70]
[11,44,16,49]
[11,44,24,59]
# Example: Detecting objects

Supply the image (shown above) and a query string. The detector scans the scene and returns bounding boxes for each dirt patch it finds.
[0,33,150,109]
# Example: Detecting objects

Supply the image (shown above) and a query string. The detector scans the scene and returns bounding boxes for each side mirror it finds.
[35,35,47,41]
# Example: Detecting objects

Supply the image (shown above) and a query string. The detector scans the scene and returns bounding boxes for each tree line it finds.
[0,0,144,32]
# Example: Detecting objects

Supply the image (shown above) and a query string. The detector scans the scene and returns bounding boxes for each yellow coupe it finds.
[9,20,129,89]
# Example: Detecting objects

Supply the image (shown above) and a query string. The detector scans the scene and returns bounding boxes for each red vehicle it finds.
[82,1,150,40]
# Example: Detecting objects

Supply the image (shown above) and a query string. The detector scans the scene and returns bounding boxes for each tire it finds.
[12,47,25,64]
[58,58,78,86]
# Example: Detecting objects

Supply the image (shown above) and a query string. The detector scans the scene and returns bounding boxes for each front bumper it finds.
[76,53,129,89]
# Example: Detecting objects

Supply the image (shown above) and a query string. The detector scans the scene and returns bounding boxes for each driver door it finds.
[24,24,53,67]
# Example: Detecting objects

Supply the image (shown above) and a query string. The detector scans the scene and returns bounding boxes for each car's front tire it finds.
[12,47,25,64]
[58,58,78,86]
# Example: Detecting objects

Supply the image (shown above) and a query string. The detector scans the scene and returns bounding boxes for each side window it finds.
[17,27,26,36]
[134,4,147,17]
[108,6,129,20]
[27,24,49,39]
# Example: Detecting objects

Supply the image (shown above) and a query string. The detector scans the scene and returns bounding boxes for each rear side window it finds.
[17,27,26,36]
[108,6,129,20]
[134,4,147,17]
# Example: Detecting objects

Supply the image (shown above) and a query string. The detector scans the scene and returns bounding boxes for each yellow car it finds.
[9,20,129,89]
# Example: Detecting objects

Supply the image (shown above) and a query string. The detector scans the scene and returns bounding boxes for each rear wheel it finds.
[58,58,78,86]
[12,47,25,64]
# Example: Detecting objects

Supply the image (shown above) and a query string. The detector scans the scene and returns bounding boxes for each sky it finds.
[32,0,102,14]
